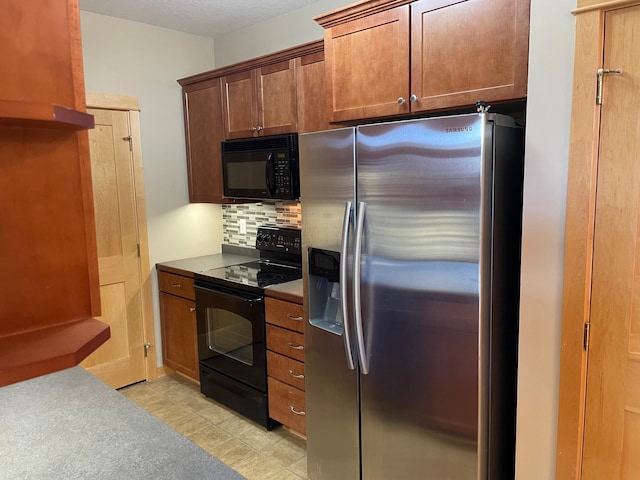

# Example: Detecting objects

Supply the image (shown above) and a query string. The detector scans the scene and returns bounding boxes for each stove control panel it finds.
[256,226,301,255]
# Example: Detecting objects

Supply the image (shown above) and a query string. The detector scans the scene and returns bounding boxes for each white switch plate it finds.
[239,219,247,234]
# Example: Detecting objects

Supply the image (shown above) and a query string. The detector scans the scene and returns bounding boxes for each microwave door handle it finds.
[265,152,276,196]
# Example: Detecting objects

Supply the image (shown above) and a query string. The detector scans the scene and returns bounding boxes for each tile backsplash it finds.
[222,201,301,248]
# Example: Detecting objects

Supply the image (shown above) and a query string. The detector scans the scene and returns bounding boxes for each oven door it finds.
[194,282,266,392]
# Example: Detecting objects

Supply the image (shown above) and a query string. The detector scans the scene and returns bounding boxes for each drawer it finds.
[268,377,306,435]
[158,271,195,300]
[265,297,304,333]
[267,351,305,391]
[266,324,305,362]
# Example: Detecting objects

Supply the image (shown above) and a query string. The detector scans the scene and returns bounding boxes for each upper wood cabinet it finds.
[178,41,325,203]
[183,78,231,203]
[296,51,337,133]
[222,59,297,139]
[316,0,530,122]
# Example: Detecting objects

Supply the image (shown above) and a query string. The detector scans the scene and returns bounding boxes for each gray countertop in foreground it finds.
[0,367,245,480]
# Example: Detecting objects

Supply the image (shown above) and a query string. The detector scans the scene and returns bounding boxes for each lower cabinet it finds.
[265,296,306,435]
[158,269,199,381]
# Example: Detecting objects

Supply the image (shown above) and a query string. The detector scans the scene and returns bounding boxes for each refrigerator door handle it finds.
[340,201,356,370]
[353,201,369,375]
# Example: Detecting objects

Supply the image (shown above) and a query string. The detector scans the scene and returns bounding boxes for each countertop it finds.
[265,278,303,304]
[0,367,244,479]
[156,248,303,304]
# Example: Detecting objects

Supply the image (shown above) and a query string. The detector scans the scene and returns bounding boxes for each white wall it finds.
[80,12,221,366]
[515,1,575,478]
[214,0,350,67]
[217,2,577,478]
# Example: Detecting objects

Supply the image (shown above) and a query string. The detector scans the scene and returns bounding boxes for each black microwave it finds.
[221,134,299,200]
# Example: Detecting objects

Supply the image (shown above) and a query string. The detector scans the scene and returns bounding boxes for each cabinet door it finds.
[257,59,297,136]
[324,5,411,122]
[223,70,259,139]
[160,292,198,380]
[410,0,530,112]
[183,78,230,203]
[295,51,334,133]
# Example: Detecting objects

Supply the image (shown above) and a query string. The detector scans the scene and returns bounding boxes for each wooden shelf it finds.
[0,99,95,130]
[0,318,110,386]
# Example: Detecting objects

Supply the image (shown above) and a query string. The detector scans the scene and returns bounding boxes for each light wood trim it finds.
[555,9,605,480]
[178,40,323,86]
[314,0,415,27]
[87,92,140,111]
[575,0,640,13]
[129,109,157,381]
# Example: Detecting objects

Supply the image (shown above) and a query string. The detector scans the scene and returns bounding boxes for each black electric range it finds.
[195,225,302,293]
[193,225,301,430]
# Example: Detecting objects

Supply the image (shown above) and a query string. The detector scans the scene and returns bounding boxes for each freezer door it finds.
[356,115,487,479]
[299,128,360,480]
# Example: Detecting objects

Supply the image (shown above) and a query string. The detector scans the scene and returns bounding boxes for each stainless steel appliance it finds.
[300,113,524,479]
[194,225,302,429]
[221,134,299,200]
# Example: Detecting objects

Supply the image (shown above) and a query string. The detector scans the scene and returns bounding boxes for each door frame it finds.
[556,1,639,478]
[86,92,158,383]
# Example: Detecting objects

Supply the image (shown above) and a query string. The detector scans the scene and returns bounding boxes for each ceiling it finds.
[78,0,322,38]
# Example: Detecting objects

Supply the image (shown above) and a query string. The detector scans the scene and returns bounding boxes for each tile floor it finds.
[119,373,308,480]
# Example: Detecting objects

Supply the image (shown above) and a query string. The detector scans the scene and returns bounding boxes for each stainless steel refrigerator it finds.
[299,113,524,480]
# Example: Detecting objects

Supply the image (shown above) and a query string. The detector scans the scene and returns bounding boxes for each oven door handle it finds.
[194,283,264,304]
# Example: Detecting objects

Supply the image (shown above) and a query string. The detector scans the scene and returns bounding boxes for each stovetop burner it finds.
[196,226,302,293]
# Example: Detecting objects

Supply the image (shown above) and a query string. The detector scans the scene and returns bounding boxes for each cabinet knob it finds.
[189,307,196,312]
[256,126,263,131]
[397,97,406,105]
[409,94,418,103]
[251,126,257,131]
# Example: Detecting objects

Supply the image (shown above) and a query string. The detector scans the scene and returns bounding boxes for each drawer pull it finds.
[288,369,305,380]
[287,314,303,322]
[189,307,196,313]
[171,283,182,288]
[288,343,304,351]
[290,406,306,416]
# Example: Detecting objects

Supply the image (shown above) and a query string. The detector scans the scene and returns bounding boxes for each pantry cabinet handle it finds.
[287,314,303,321]
[287,343,304,351]
[290,406,306,416]
[288,369,304,379]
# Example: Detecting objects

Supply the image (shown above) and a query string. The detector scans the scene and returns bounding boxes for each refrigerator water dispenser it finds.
[308,248,343,335]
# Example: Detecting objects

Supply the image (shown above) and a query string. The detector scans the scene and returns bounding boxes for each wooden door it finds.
[257,59,297,136]
[581,6,640,478]
[323,5,411,122]
[410,0,529,112]
[295,51,334,133]
[223,70,258,139]
[80,108,146,389]
[183,78,229,203]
